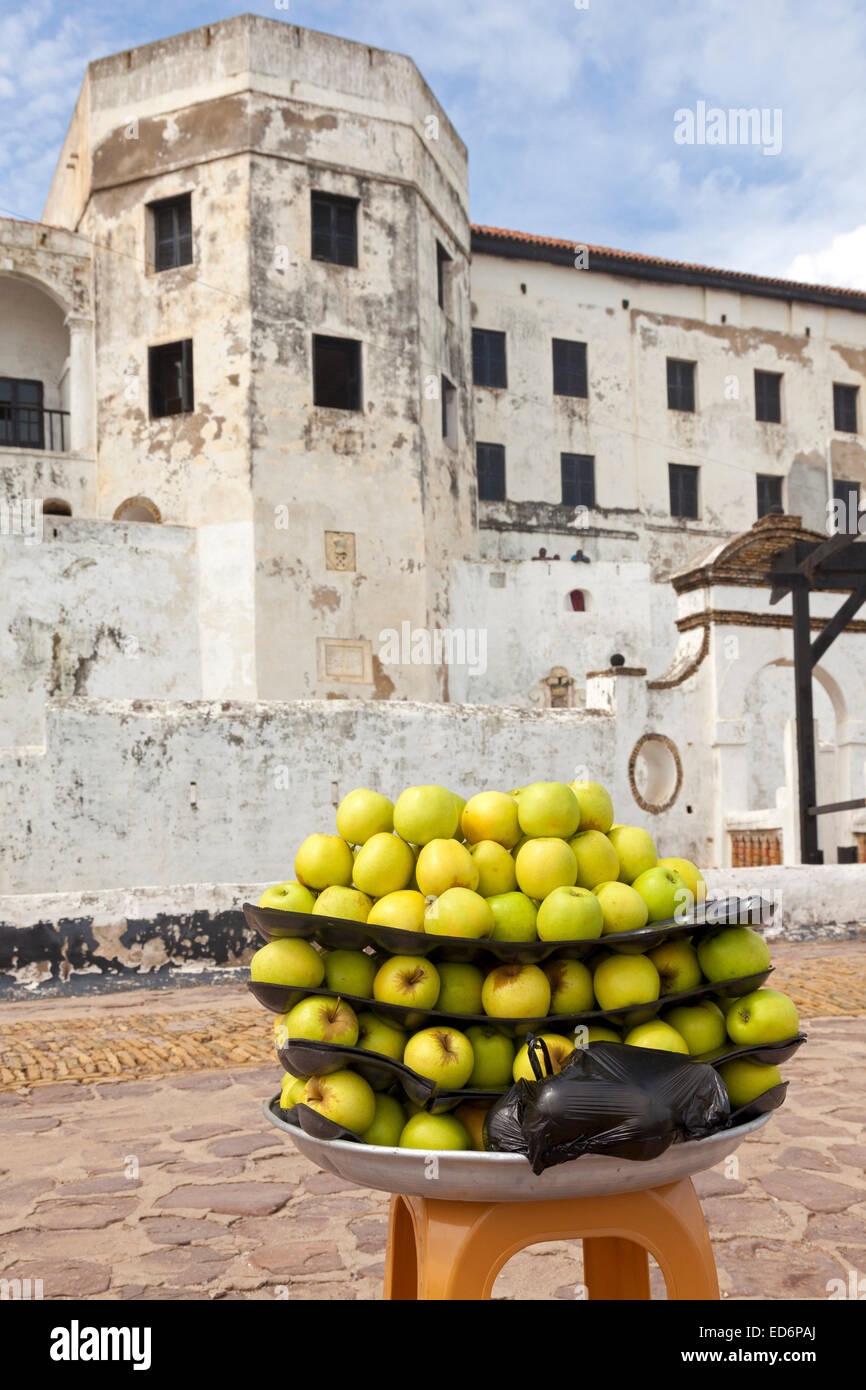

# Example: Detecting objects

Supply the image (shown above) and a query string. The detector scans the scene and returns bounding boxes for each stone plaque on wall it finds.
[317,637,372,684]
[325,531,356,571]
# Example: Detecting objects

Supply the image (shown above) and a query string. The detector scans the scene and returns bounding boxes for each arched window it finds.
[42,498,72,516]
[113,496,161,523]
[568,588,586,612]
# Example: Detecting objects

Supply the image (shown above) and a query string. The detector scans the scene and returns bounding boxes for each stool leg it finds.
[640,1179,719,1301]
[583,1236,651,1300]
[383,1195,419,1301]
[414,1198,493,1301]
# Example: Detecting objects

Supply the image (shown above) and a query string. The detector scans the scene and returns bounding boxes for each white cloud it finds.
[786,226,866,292]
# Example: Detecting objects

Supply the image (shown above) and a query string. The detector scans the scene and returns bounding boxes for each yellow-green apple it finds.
[593,953,660,1011]
[460,790,521,848]
[312,885,373,923]
[258,881,317,913]
[424,887,494,938]
[322,949,377,997]
[664,1000,727,1055]
[464,1025,516,1088]
[542,958,595,1014]
[658,856,706,903]
[283,995,360,1049]
[335,788,394,845]
[514,838,577,898]
[726,989,799,1045]
[415,838,479,896]
[583,1024,622,1044]
[718,1057,783,1109]
[435,962,485,1015]
[481,963,551,1018]
[537,885,604,941]
[250,938,324,989]
[647,939,703,995]
[393,785,459,844]
[403,1026,475,1088]
[513,1033,575,1081]
[355,1010,407,1060]
[487,891,539,942]
[352,832,415,897]
[360,1092,406,1146]
[631,865,689,923]
[569,779,615,833]
[517,781,581,838]
[696,926,771,983]
[294,834,354,890]
[299,1070,376,1134]
[593,881,649,936]
[570,829,621,889]
[607,825,658,883]
[399,1112,471,1150]
[450,793,467,838]
[624,1019,689,1054]
[373,955,441,1010]
[454,1101,491,1151]
[467,840,518,896]
[280,1073,309,1108]
[367,889,428,933]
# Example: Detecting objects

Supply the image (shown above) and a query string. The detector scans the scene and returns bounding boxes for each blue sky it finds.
[3,0,866,286]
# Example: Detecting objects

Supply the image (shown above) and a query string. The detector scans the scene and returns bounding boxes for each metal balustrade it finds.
[0,404,70,452]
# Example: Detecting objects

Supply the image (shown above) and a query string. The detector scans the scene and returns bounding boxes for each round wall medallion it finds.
[628,733,683,814]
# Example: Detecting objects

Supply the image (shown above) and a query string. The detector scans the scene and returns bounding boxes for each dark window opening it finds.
[313,335,362,411]
[472,329,507,388]
[43,498,72,517]
[150,193,193,272]
[0,376,45,448]
[569,589,586,612]
[552,339,588,398]
[834,382,859,434]
[667,358,696,413]
[561,452,595,508]
[148,341,194,418]
[669,462,699,519]
[476,442,506,501]
[311,192,358,267]
[436,241,452,309]
[441,375,456,445]
[833,478,861,534]
[757,474,783,517]
[755,370,782,423]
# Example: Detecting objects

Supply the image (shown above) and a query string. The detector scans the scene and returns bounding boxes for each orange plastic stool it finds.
[383,1177,719,1301]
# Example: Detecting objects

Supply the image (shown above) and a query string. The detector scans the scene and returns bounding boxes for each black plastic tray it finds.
[700,1033,807,1069]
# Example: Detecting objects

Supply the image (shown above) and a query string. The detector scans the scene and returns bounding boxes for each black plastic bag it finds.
[485,1041,730,1174]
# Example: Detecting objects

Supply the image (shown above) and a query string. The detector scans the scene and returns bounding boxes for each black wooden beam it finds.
[808,797,866,816]
[791,583,822,863]
[810,581,866,666]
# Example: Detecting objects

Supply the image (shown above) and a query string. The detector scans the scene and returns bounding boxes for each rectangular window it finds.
[476,443,506,501]
[313,335,362,411]
[0,376,44,448]
[667,358,696,413]
[552,339,588,398]
[669,462,699,519]
[150,193,193,272]
[561,452,595,508]
[472,328,507,388]
[833,479,861,536]
[833,382,859,434]
[436,241,452,309]
[441,376,457,446]
[148,341,194,417]
[311,192,358,267]
[757,473,783,517]
[755,370,782,423]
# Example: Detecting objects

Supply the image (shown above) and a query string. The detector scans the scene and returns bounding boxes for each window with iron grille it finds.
[313,335,362,411]
[833,382,859,433]
[669,462,699,518]
[667,358,696,413]
[436,241,451,309]
[150,194,193,272]
[472,329,507,388]
[552,339,588,398]
[757,473,783,517]
[0,377,44,448]
[148,341,194,417]
[755,370,782,423]
[476,443,506,501]
[561,452,595,508]
[311,192,358,266]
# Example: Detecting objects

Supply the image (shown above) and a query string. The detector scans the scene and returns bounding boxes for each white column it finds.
[712,719,748,867]
[64,313,95,455]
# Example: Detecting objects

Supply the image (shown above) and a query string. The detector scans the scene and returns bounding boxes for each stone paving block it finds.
[156,1182,297,1216]
[759,1171,860,1211]
[0,1259,111,1299]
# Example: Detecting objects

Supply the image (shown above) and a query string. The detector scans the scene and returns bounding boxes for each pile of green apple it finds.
[251,779,800,1151]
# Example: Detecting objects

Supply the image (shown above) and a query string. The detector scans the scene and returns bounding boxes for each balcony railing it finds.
[0,405,70,452]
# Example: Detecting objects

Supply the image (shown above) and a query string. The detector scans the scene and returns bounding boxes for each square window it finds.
[755,370,782,423]
[149,194,193,272]
[472,329,507,388]
[313,335,362,411]
[436,241,452,309]
[669,462,699,518]
[311,192,358,267]
[552,339,588,398]
[0,376,44,448]
[561,452,595,508]
[477,443,506,501]
[834,382,859,434]
[667,358,696,413]
[148,341,194,417]
[757,473,783,517]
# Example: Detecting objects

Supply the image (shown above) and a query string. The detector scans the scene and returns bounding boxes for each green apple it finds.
[250,938,325,988]
[299,1070,376,1134]
[593,953,660,1011]
[487,891,538,942]
[726,989,799,1045]
[481,963,551,1019]
[664,1000,727,1055]
[542,958,595,1014]
[258,881,317,914]
[312,885,373,923]
[647,939,703,995]
[454,1101,491,1151]
[463,1025,515,1088]
[373,955,441,1009]
[399,1112,471,1150]
[658,856,706,903]
[569,829,620,889]
[356,1010,407,1060]
[294,834,354,890]
[360,1092,406,1146]
[415,838,479,896]
[514,838,577,898]
[624,1020,689,1054]
[718,1057,783,1109]
[513,1033,575,1081]
[436,962,485,1015]
[569,780,615,833]
[467,840,518,897]
[517,781,581,838]
[283,995,360,1048]
[582,1024,621,1044]
[460,790,521,848]
[393,785,459,844]
[352,832,415,897]
[450,793,467,838]
[424,886,494,938]
[607,826,658,883]
[322,949,377,997]
[403,1026,475,1088]
[537,885,604,941]
[367,889,428,933]
[336,788,394,845]
[279,1073,309,1108]
[696,926,771,983]
[631,866,689,923]
[593,881,649,936]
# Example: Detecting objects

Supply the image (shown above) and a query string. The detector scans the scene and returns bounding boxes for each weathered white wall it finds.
[0,278,68,412]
